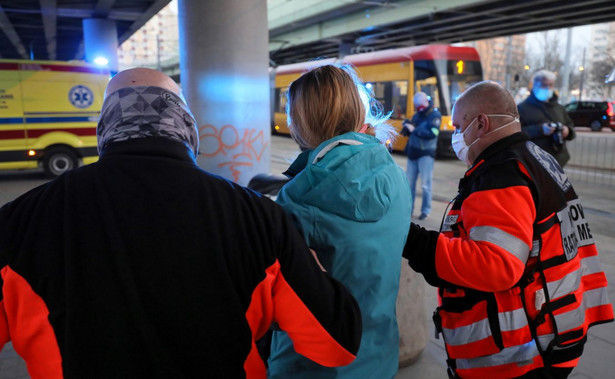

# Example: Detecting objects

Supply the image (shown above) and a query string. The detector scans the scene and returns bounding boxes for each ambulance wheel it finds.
[43,147,78,177]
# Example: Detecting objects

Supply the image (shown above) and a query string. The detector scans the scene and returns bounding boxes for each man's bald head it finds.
[451,81,521,165]
[454,81,518,120]
[105,67,180,98]
[97,67,198,157]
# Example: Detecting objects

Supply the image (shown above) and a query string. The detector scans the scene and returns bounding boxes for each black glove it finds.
[247,173,290,196]
[403,222,453,288]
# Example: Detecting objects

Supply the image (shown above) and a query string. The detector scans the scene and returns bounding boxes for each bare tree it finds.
[525,31,565,88]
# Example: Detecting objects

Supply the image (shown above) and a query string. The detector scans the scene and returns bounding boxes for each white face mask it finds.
[451,114,519,165]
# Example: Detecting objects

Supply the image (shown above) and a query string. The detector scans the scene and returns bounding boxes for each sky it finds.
[526,25,592,51]
[525,25,594,65]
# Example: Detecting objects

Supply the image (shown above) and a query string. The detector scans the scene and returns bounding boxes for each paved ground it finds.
[0,134,613,377]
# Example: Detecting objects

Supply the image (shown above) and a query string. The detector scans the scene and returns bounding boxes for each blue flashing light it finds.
[94,56,109,66]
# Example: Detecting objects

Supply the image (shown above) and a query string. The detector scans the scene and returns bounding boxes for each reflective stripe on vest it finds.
[582,254,605,276]
[556,287,611,334]
[546,266,581,301]
[545,254,602,302]
[498,308,528,332]
[469,226,529,263]
[443,317,491,346]
[443,308,528,346]
[456,341,540,370]
[537,286,612,349]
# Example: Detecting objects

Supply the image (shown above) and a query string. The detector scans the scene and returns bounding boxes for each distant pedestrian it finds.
[267,64,412,378]
[401,91,441,220]
[0,68,362,378]
[518,69,576,167]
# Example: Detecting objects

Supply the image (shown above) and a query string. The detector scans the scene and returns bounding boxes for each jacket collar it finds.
[99,137,198,164]
[283,149,312,178]
[417,104,434,115]
[467,132,527,175]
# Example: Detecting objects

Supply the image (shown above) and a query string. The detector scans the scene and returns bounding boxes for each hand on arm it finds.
[310,248,326,272]
[403,223,453,288]
[272,214,361,366]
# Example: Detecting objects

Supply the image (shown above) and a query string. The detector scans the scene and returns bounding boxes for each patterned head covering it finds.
[97,86,199,156]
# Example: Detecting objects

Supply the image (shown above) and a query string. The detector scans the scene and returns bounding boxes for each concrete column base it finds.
[397,258,428,367]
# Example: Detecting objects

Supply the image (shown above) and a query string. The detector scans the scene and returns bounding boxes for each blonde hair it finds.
[286,64,395,149]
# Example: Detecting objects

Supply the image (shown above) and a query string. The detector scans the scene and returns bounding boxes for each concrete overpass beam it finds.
[269,0,480,53]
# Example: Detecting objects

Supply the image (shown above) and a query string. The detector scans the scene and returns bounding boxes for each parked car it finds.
[564,101,615,131]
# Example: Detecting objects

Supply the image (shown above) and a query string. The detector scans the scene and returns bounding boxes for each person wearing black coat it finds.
[518,69,575,167]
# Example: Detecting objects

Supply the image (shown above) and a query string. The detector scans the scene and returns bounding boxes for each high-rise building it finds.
[587,22,615,99]
[589,22,614,63]
[466,35,526,90]
[117,1,179,70]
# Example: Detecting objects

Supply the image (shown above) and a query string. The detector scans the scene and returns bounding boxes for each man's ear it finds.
[476,113,490,137]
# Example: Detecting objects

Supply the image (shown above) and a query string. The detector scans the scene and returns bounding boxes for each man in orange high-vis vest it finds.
[403,81,613,379]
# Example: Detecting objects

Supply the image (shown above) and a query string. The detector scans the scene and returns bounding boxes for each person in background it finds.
[267,64,412,378]
[401,91,441,220]
[403,81,612,378]
[0,68,362,378]
[518,69,576,167]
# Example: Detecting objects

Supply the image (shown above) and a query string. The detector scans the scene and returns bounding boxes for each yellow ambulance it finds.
[0,60,109,177]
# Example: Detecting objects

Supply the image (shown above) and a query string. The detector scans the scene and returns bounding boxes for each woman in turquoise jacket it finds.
[267,64,412,378]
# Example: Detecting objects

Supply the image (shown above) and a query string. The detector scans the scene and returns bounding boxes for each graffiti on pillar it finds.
[198,124,269,182]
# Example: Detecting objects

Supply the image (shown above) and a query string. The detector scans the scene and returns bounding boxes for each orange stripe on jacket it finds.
[243,261,279,379]
[273,268,357,367]
[242,260,357,377]
[1,266,62,378]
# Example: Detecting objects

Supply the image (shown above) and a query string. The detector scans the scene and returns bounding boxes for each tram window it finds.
[414,81,441,112]
[414,65,443,113]
[274,88,281,113]
[275,88,288,113]
[447,76,482,109]
[447,61,483,108]
[367,80,408,119]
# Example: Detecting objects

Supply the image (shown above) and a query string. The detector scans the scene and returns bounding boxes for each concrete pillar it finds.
[178,0,271,185]
[82,18,119,72]
[397,260,428,367]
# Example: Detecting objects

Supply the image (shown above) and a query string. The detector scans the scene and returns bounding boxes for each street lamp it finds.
[579,48,586,101]
[579,65,585,102]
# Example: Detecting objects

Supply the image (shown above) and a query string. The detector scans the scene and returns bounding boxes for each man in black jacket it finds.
[0,68,362,378]
[518,69,575,167]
